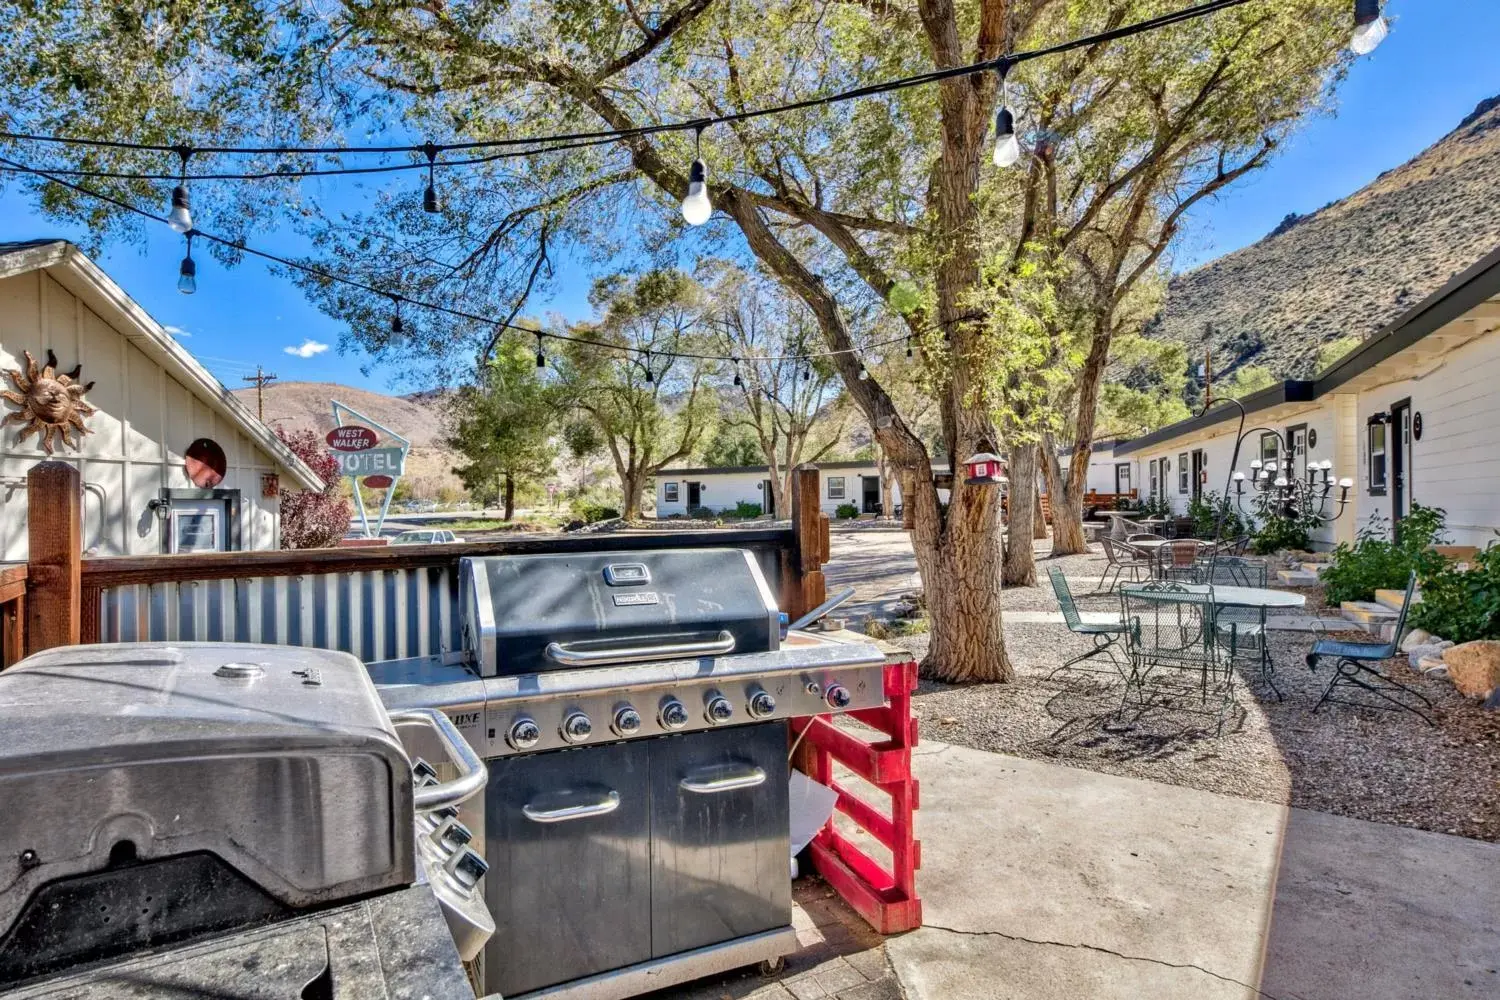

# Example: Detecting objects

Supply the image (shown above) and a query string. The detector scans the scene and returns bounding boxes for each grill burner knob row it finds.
[825,684,852,710]
[613,707,642,736]
[706,696,734,725]
[508,718,542,750]
[748,690,777,718]
[660,699,689,730]
[561,712,594,743]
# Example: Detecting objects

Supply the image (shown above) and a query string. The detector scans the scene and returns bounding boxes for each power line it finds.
[241,365,279,420]
[0,0,1264,181]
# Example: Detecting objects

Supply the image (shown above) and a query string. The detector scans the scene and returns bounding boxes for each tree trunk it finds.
[878,447,894,517]
[1002,436,1038,587]
[1032,444,1047,540]
[502,473,515,521]
[1042,434,1088,554]
[620,470,642,521]
[1051,318,1114,555]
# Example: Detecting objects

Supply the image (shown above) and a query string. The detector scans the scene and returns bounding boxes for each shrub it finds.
[731,501,763,518]
[570,500,620,523]
[1320,504,1448,605]
[1411,538,1500,643]
[1186,490,1244,540]
[688,506,716,519]
[835,503,859,519]
[1250,513,1313,555]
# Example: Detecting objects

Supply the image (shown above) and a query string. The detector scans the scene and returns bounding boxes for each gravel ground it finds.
[836,536,1500,843]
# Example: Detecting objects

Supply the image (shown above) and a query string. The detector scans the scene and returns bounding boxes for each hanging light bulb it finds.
[422,142,441,214]
[535,334,546,369]
[858,364,870,381]
[177,233,197,295]
[905,337,913,359]
[802,360,810,382]
[681,124,712,226]
[644,350,654,384]
[732,358,743,388]
[167,146,193,233]
[1350,0,1388,55]
[390,296,404,335]
[992,61,1021,168]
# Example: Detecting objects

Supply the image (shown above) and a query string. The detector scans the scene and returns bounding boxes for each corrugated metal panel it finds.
[95,566,461,662]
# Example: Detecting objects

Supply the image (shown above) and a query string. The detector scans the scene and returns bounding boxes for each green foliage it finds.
[1137,494,1175,520]
[1217,365,1277,400]
[446,333,556,517]
[1249,513,1312,555]
[698,423,762,467]
[688,506,717,520]
[1315,335,1364,373]
[835,503,859,519]
[1321,504,1449,605]
[569,500,620,523]
[1186,490,1244,540]
[1411,539,1500,643]
[731,501,763,518]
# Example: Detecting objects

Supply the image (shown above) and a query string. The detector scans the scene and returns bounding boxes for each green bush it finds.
[835,503,859,519]
[1250,513,1313,555]
[570,501,620,523]
[1320,504,1448,605]
[731,501,763,518]
[688,506,717,519]
[1186,490,1244,540]
[1411,537,1500,643]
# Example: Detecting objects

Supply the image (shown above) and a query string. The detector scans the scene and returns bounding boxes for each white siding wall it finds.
[654,465,905,518]
[1353,327,1500,547]
[0,269,283,559]
[1122,400,1344,548]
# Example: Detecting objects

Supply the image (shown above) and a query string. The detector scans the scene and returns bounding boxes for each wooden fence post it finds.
[788,466,826,620]
[25,461,81,655]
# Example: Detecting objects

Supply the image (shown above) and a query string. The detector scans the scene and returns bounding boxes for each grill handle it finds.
[544,630,736,667]
[679,764,767,794]
[388,708,489,814]
[522,790,622,824]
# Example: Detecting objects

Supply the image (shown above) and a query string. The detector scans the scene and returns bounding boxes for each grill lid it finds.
[462,549,780,677]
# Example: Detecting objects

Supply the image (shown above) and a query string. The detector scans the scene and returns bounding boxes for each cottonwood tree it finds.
[446,333,556,520]
[275,427,351,548]
[2,0,1358,683]
[553,270,716,519]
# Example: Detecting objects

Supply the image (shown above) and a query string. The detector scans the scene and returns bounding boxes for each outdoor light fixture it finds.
[166,146,193,233]
[802,362,810,382]
[422,143,441,213]
[643,351,653,384]
[390,296,403,335]
[1229,442,1350,523]
[732,358,743,388]
[992,61,1021,168]
[906,337,913,359]
[1350,0,1388,55]
[858,364,869,381]
[681,125,713,226]
[177,234,197,295]
[535,334,546,368]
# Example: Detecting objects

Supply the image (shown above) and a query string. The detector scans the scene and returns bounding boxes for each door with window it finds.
[1190,450,1207,499]
[1286,424,1308,483]
[1115,464,1132,496]
[168,500,227,553]
[1390,399,1412,526]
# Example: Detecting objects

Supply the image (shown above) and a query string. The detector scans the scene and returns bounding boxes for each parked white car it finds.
[390,529,464,545]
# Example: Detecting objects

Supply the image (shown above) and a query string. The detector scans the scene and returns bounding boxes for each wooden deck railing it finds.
[8,462,832,662]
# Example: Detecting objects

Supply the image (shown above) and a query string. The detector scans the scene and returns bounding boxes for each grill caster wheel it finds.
[758,956,786,977]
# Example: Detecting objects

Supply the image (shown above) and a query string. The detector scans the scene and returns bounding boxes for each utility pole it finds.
[242,366,278,422]
[1203,350,1213,407]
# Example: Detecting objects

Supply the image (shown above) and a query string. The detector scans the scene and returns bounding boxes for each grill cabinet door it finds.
[483,741,652,997]
[649,722,791,957]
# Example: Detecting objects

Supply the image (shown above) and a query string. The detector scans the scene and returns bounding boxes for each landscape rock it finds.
[1441,640,1500,699]
[1407,641,1453,669]
[1417,654,1448,677]
[1485,687,1500,712]
[1400,629,1433,652]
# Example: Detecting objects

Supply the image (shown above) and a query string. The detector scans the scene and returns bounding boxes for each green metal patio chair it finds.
[1047,566,1126,680]
[1306,571,1430,724]
[1120,581,1236,735]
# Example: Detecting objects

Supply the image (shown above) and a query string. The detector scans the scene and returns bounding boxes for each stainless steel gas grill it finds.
[371,548,887,1000]
[0,642,492,999]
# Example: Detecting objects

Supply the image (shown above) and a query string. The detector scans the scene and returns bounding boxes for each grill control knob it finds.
[748,690,777,718]
[561,712,593,743]
[449,848,489,892]
[706,696,734,724]
[508,718,542,750]
[613,706,643,736]
[660,699,690,729]
[825,684,852,710]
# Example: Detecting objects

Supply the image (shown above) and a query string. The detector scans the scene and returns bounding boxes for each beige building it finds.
[0,240,320,559]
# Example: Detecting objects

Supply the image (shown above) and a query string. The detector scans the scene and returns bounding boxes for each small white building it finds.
[0,240,322,559]
[1113,244,1500,549]
[655,460,944,518]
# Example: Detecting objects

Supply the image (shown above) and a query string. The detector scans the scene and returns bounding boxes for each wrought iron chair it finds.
[1048,567,1125,680]
[1204,555,1268,588]
[1098,536,1150,593]
[1120,581,1236,734]
[1155,540,1206,584]
[1306,571,1430,724]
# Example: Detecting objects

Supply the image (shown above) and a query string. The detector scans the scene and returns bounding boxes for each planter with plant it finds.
[1319,504,1449,605]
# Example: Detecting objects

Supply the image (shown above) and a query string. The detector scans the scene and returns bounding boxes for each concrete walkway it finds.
[889,743,1500,1000]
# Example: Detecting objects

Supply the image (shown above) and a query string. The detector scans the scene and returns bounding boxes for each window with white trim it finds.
[1368,420,1387,494]
[664,482,680,502]
[1148,460,1159,497]
[827,476,846,499]
[1178,453,1189,494]
[1259,433,1280,467]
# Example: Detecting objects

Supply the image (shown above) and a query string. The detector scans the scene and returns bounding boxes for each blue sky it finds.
[1,0,1494,394]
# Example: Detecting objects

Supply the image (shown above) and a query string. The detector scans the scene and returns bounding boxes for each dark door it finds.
[762,480,776,516]
[1190,450,1207,499]
[649,723,791,957]
[484,742,653,996]
[862,476,880,514]
[1391,398,1411,527]
[687,481,702,509]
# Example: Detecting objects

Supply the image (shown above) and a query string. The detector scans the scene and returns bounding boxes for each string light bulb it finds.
[732,358,743,388]
[535,334,546,369]
[390,296,403,335]
[681,125,712,226]
[177,233,197,295]
[644,350,654,384]
[802,360,810,382]
[992,61,1021,168]
[858,364,870,381]
[421,143,440,213]
[906,337,913,359]
[1350,0,1388,55]
[167,146,193,233]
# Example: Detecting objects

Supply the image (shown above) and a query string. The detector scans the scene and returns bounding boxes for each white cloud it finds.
[283,339,330,359]
[163,324,191,338]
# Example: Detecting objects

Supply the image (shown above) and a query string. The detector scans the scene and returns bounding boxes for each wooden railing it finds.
[8,462,832,662]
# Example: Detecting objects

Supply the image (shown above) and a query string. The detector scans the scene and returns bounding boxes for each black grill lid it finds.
[462,549,780,676]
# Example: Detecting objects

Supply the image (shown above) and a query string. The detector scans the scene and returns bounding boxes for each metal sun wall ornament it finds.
[2,350,96,455]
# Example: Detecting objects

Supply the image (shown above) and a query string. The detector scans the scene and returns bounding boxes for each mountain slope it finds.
[1148,95,1500,378]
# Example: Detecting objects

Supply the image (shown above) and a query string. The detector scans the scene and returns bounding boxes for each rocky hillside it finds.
[232,381,462,494]
[1148,94,1500,379]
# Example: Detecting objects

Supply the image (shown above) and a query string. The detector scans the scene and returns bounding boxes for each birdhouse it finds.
[963,451,1004,486]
